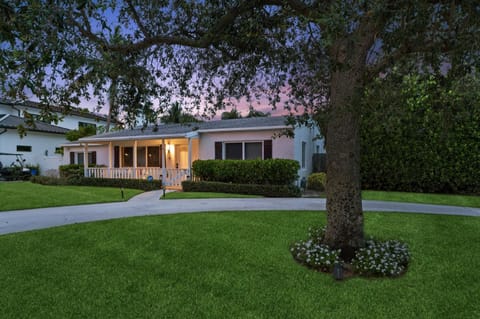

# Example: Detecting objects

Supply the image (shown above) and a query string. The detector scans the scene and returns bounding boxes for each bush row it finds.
[182,181,301,197]
[192,159,299,185]
[31,176,162,191]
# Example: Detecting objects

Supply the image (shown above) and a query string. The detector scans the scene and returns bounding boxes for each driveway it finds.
[1,190,479,235]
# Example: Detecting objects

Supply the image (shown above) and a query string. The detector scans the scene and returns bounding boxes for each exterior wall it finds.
[62,144,109,166]
[293,125,325,183]
[198,130,294,160]
[0,129,66,174]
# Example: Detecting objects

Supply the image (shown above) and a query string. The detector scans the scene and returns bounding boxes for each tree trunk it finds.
[323,35,373,260]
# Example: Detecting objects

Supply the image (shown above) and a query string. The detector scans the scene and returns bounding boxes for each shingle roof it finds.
[0,99,110,122]
[80,116,289,142]
[0,114,70,134]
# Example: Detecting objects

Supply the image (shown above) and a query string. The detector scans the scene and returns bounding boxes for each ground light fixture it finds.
[333,263,344,281]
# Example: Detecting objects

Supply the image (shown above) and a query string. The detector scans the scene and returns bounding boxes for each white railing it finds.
[86,167,190,187]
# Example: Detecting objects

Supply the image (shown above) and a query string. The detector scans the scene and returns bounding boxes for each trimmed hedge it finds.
[31,176,162,191]
[182,180,301,197]
[192,159,299,185]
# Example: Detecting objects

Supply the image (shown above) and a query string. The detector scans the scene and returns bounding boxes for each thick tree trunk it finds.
[323,35,373,260]
[324,69,364,260]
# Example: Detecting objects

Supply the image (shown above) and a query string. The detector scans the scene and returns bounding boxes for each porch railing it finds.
[86,167,190,187]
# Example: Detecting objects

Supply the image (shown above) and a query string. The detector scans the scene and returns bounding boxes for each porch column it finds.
[108,142,113,178]
[162,139,166,187]
[187,137,192,180]
[83,143,88,177]
[133,140,138,178]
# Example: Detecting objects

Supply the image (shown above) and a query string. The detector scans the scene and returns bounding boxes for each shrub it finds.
[307,172,327,191]
[291,225,411,278]
[59,164,84,178]
[31,176,162,191]
[192,159,299,185]
[181,180,301,197]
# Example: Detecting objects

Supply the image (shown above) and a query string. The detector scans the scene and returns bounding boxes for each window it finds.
[137,147,146,167]
[16,145,32,152]
[245,142,262,159]
[147,146,160,167]
[301,142,306,168]
[123,147,133,167]
[223,141,263,160]
[225,143,243,160]
[75,152,96,165]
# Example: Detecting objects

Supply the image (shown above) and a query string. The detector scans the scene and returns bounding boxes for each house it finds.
[68,116,325,187]
[0,99,110,175]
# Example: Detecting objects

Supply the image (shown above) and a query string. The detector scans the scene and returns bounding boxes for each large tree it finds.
[1,1,479,257]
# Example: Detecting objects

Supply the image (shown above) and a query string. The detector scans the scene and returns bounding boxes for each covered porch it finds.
[80,133,199,188]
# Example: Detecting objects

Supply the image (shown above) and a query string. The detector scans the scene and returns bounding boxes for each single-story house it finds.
[65,116,325,187]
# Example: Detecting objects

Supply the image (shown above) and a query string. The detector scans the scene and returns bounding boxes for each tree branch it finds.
[125,0,151,38]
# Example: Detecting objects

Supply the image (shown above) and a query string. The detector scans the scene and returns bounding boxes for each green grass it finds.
[0,211,478,318]
[0,182,143,211]
[163,191,262,199]
[362,190,480,208]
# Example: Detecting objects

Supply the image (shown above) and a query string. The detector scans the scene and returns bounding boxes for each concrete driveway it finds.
[1,190,479,235]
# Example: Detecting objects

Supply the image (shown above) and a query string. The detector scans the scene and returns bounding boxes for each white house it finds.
[68,116,325,187]
[0,99,110,175]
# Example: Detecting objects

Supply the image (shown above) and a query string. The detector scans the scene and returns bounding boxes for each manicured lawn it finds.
[0,182,143,211]
[0,211,478,318]
[362,190,480,208]
[163,191,262,199]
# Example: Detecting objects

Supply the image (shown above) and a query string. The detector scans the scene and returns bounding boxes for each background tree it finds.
[221,108,242,120]
[160,102,200,124]
[246,106,270,118]
[1,1,479,257]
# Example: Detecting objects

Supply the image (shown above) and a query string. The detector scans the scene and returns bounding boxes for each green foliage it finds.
[181,181,301,197]
[307,173,327,191]
[221,108,242,120]
[65,126,97,141]
[31,176,162,191]
[160,102,200,124]
[59,164,85,178]
[361,73,480,194]
[192,159,299,185]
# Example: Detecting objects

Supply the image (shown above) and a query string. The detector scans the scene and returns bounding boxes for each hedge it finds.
[307,173,327,191]
[31,176,162,191]
[182,180,301,197]
[192,159,299,185]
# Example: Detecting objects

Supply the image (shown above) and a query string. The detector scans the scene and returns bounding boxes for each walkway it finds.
[1,190,479,235]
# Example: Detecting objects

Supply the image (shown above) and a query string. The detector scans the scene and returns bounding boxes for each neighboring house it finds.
[68,116,325,187]
[0,99,110,175]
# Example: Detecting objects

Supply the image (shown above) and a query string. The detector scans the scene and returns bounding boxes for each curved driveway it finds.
[1,190,479,235]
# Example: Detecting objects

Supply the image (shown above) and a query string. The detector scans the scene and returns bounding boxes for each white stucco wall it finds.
[198,129,294,160]
[293,125,325,183]
[0,129,66,174]
[62,144,109,166]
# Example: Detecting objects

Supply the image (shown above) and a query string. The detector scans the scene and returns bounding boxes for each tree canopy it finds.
[1,0,479,254]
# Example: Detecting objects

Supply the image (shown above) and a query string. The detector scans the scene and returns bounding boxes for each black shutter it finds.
[114,146,120,168]
[215,142,222,160]
[91,151,97,165]
[264,140,272,159]
[69,152,75,164]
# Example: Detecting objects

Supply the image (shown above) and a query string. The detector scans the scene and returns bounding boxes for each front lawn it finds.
[0,182,143,211]
[362,190,480,208]
[0,211,478,318]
